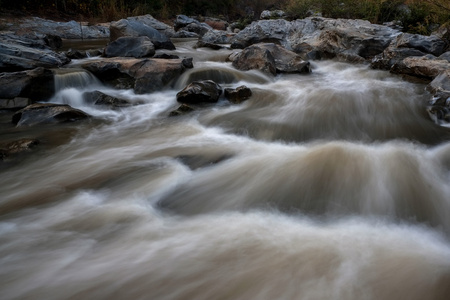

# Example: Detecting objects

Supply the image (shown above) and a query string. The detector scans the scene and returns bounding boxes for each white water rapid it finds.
[1,39,450,300]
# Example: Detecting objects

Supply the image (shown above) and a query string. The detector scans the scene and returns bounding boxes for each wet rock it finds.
[428,70,450,94]
[0,138,40,160]
[224,85,252,104]
[174,15,212,37]
[153,53,180,59]
[104,36,155,58]
[0,34,70,72]
[125,15,176,38]
[80,57,188,94]
[425,70,450,124]
[173,30,200,38]
[66,48,103,59]
[12,103,89,126]
[110,18,175,50]
[438,52,450,62]
[83,91,133,108]
[260,10,286,20]
[177,80,222,104]
[230,43,310,75]
[0,67,54,101]
[169,104,195,116]
[393,33,447,57]
[230,19,291,49]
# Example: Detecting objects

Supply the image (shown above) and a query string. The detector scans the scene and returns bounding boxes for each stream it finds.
[1,39,450,300]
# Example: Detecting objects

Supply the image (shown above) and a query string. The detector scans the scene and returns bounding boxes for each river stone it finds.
[0,67,54,101]
[260,10,286,20]
[80,57,190,94]
[224,86,252,104]
[126,15,176,38]
[173,30,200,38]
[12,103,90,126]
[110,18,175,50]
[204,18,229,31]
[197,30,231,49]
[43,34,62,49]
[177,80,222,104]
[104,36,155,58]
[392,33,447,57]
[428,70,450,94]
[0,34,70,72]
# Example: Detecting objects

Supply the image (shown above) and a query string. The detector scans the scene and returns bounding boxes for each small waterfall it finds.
[53,68,100,92]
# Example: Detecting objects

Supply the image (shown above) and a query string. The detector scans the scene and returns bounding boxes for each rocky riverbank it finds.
[1,12,449,161]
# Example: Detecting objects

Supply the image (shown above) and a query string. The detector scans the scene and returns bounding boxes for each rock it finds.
[224,85,252,104]
[391,56,450,79]
[230,17,400,63]
[104,36,155,58]
[0,67,54,101]
[230,43,310,75]
[428,70,450,94]
[66,48,103,59]
[439,52,450,62]
[174,15,212,36]
[0,34,70,72]
[8,17,109,39]
[392,33,446,57]
[83,91,133,108]
[12,103,90,126]
[169,104,195,116]
[126,15,176,38]
[176,80,222,104]
[153,53,180,59]
[110,18,175,50]
[173,30,200,38]
[80,57,189,94]
[260,10,286,20]
[425,70,450,124]
[197,30,231,49]
[43,34,62,49]
[204,18,229,31]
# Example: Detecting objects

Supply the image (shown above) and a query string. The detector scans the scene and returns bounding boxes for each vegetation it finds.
[0,0,448,34]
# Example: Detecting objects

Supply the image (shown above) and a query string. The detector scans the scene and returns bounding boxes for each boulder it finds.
[83,91,133,108]
[391,56,450,79]
[174,15,212,36]
[230,43,310,75]
[110,18,175,50]
[125,15,176,38]
[7,17,109,39]
[80,57,192,94]
[0,67,54,101]
[204,18,229,31]
[173,31,200,38]
[12,103,89,126]
[197,30,231,49]
[224,85,252,104]
[0,98,31,110]
[104,36,155,58]
[176,80,222,104]
[43,34,62,49]
[0,34,70,72]
[428,70,450,94]
[230,17,400,63]
[425,70,450,124]
[393,33,447,57]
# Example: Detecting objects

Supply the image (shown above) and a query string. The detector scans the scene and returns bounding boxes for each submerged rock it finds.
[169,104,195,116]
[0,138,40,161]
[12,103,89,126]
[174,15,212,36]
[104,36,155,58]
[177,80,222,104]
[224,85,252,104]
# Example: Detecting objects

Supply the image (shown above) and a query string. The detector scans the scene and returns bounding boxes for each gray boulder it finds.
[177,80,222,104]
[80,57,192,94]
[197,30,231,49]
[126,15,176,38]
[12,103,89,126]
[391,56,450,79]
[260,10,286,20]
[110,18,175,50]
[230,43,310,75]
[104,36,155,58]
[0,34,70,72]
[174,15,212,37]
[83,91,134,108]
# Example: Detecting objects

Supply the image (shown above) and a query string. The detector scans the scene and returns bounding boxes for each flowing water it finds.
[1,39,450,300]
